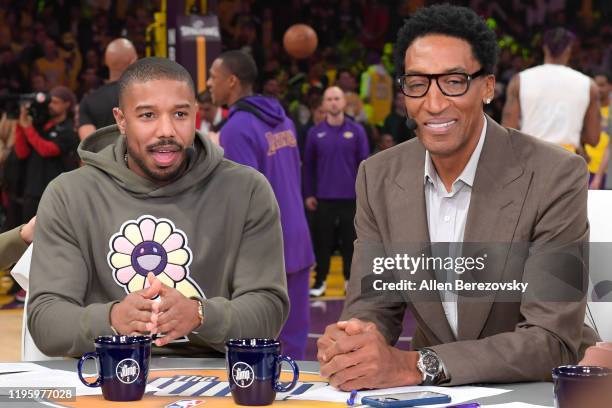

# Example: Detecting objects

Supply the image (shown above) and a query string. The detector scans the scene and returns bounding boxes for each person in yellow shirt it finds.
[59,33,82,91]
[34,39,66,88]
[360,53,393,126]
[587,72,611,189]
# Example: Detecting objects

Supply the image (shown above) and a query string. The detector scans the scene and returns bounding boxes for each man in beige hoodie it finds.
[28,57,289,357]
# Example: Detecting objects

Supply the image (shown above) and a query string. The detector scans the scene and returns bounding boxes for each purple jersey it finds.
[220,95,314,274]
[303,118,370,199]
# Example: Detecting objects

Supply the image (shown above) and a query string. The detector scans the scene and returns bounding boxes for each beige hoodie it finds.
[28,125,289,357]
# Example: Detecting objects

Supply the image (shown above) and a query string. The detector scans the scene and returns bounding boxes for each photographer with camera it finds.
[14,86,79,222]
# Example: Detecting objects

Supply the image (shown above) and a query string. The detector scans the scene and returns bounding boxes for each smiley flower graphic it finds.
[108,215,203,298]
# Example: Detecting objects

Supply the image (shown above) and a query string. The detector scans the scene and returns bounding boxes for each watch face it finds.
[422,353,440,374]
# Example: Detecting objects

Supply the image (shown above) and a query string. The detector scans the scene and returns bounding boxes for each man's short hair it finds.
[394,4,499,75]
[593,70,612,84]
[543,27,576,58]
[118,57,196,106]
[308,95,323,110]
[218,50,258,88]
[336,67,354,79]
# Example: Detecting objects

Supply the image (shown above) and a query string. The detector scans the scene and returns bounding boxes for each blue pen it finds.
[346,390,358,406]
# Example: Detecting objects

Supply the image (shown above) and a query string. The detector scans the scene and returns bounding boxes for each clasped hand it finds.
[317,318,422,391]
[110,272,201,347]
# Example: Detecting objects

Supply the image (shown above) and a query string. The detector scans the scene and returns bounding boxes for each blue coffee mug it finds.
[226,338,299,406]
[77,335,151,401]
[553,365,612,408]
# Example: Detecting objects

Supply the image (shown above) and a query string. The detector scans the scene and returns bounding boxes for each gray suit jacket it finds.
[342,116,599,385]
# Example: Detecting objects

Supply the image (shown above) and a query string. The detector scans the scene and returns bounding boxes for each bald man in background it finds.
[304,86,370,296]
[77,38,137,140]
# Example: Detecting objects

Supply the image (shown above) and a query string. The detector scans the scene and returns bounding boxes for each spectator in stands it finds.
[84,49,102,73]
[336,0,362,36]
[335,68,358,94]
[0,46,26,94]
[361,0,390,50]
[196,89,225,137]
[59,32,82,91]
[586,71,611,189]
[360,52,393,126]
[30,73,48,93]
[78,38,137,140]
[1,118,24,233]
[0,113,16,163]
[76,67,102,100]
[262,74,290,114]
[296,95,325,159]
[375,132,395,153]
[336,67,377,149]
[262,75,282,100]
[34,38,66,89]
[383,91,415,145]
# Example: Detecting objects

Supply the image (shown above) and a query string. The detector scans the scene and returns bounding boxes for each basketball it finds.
[283,24,318,59]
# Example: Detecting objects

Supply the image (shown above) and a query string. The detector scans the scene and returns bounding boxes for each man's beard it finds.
[49,110,63,119]
[328,108,342,117]
[127,143,188,183]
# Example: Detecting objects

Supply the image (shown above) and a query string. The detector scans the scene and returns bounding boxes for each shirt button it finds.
[444,215,451,222]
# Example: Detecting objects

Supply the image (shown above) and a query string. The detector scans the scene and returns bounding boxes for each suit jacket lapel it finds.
[458,116,529,341]
[389,141,456,344]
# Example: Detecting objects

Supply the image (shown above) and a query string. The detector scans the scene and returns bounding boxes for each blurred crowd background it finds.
[0,0,611,225]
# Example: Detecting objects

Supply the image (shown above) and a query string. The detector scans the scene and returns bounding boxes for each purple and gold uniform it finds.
[220,95,314,359]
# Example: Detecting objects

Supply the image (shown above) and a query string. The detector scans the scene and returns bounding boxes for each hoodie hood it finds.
[78,124,224,197]
[228,95,285,127]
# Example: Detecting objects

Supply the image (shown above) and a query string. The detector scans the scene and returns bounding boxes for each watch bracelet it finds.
[419,348,450,384]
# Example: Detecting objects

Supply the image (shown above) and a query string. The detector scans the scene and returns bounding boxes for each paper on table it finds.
[10,243,32,289]
[289,384,510,405]
[0,362,51,374]
[482,404,553,408]
[0,369,159,396]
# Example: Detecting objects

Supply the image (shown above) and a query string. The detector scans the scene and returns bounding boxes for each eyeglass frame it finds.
[396,68,487,98]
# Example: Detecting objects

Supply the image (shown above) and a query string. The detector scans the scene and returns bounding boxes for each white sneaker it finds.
[309,282,327,297]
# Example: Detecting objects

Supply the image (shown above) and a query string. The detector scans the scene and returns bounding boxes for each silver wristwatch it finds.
[416,348,445,385]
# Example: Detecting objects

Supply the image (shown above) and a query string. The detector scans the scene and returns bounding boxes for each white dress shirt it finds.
[424,116,487,337]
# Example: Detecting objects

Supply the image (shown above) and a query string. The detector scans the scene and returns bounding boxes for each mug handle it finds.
[77,352,103,387]
[274,354,299,393]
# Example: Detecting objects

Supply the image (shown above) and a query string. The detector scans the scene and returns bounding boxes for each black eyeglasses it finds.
[396,69,486,98]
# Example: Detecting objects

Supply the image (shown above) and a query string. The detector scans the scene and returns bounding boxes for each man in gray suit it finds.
[317,4,598,389]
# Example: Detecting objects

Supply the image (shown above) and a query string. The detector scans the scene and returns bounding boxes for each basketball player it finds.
[502,28,600,152]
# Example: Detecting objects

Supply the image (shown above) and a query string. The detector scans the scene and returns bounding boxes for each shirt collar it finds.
[424,115,488,190]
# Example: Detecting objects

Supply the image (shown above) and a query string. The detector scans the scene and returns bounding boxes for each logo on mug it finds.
[116,358,140,384]
[231,362,254,388]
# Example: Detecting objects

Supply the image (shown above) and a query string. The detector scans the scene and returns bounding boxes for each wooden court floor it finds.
[0,308,22,361]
